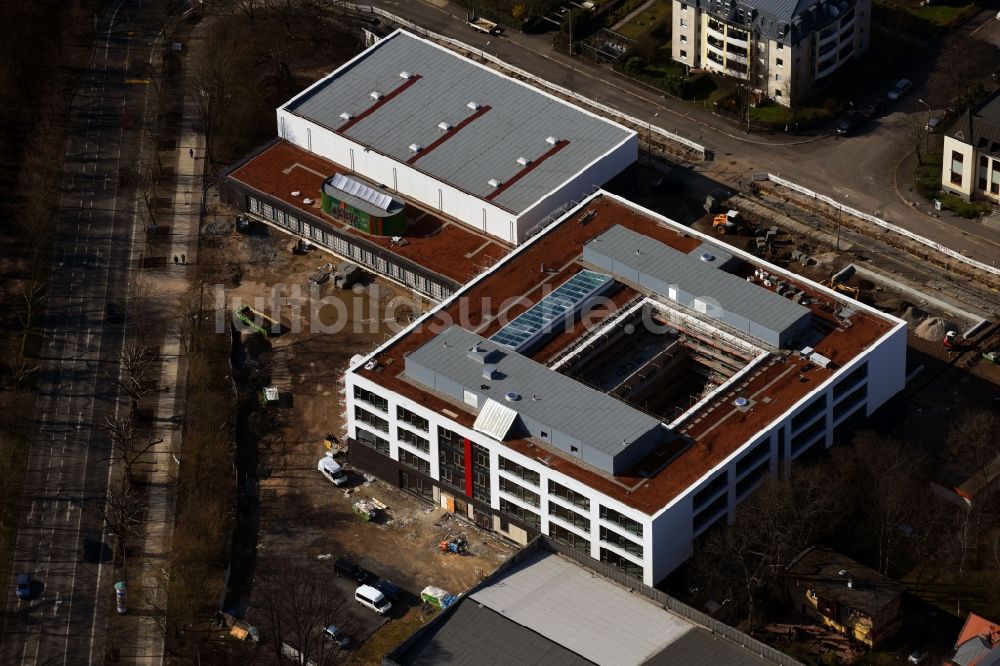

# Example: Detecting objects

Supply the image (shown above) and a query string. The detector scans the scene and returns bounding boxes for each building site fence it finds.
[341,3,706,157]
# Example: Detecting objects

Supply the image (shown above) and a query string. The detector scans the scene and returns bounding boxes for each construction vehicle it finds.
[712,209,762,236]
[236,304,282,337]
[438,534,468,555]
[983,349,999,364]
[820,279,860,299]
[468,14,501,34]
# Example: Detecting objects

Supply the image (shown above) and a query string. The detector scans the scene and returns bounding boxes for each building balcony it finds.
[816,58,839,79]
[839,17,855,35]
[706,22,726,40]
[727,52,748,65]
[727,34,749,49]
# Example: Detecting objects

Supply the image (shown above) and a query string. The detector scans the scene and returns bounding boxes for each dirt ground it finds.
[206,214,516,652]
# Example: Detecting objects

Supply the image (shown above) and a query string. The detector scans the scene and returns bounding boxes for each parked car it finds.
[322,624,351,649]
[925,116,942,132]
[859,98,886,119]
[355,584,392,615]
[836,113,863,136]
[887,78,912,100]
[15,573,31,600]
[317,454,349,486]
[334,558,368,584]
[374,579,402,602]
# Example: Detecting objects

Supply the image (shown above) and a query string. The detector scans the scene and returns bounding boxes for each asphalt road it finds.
[1,1,154,663]
[365,0,1000,267]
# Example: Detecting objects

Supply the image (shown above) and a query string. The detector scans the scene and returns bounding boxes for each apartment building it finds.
[343,192,906,586]
[941,91,1000,203]
[671,0,871,106]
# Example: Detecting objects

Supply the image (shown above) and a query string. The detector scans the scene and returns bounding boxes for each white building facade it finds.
[672,0,871,106]
[343,192,906,586]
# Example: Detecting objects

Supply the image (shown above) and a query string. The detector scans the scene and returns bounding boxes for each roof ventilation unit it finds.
[438,121,452,131]
[482,364,498,380]
[408,143,422,153]
[399,71,413,79]
[488,178,502,188]
[734,397,751,412]
[700,252,716,263]
[467,101,481,111]
[516,156,531,166]
[339,112,353,121]
[370,91,383,101]
[504,391,521,402]
[545,136,559,145]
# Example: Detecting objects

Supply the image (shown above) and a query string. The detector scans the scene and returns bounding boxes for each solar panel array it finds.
[330,173,392,211]
[490,270,611,351]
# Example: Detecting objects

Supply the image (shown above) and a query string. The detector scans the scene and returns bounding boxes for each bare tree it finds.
[104,414,161,482]
[107,343,159,413]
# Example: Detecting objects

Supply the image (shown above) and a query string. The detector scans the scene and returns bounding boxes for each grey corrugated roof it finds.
[394,599,592,666]
[404,325,663,459]
[470,551,693,666]
[584,225,810,347]
[286,30,633,214]
[642,627,775,666]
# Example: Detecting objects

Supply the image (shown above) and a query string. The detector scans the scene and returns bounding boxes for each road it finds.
[364,0,1000,268]
[1,1,155,663]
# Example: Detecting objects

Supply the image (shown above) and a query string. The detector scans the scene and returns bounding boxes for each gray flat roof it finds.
[584,225,810,347]
[394,600,591,666]
[470,551,691,666]
[404,325,663,464]
[285,30,634,215]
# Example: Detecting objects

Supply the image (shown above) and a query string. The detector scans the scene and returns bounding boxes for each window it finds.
[681,2,688,9]
[775,73,782,82]
[776,58,783,66]
[776,90,783,98]
[680,49,688,60]
[601,548,642,579]
[950,151,964,185]
[792,394,827,432]
[499,457,540,486]
[355,406,388,433]
[693,472,728,510]
[600,506,643,537]
[499,477,540,507]
[356,427,389,455]
[777,43,784,50]
[549,523,590,554]
[992,166,1000,195]
[399,449,430,474]
[471,442,491,503]
[549,501,590,531]
[398,427,430,453]
[680,34,687,43]
[397,406,429,432]
[736,438,771,478]
[680,18,688,27]
[979,156,989,191]
[600,526,643,557]
[549,480,590,510]
[834,362,868,401]
[500,497,540,529]
[438,426,465,492]
[353,386,388,412]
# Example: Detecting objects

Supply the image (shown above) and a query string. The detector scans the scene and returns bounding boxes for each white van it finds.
[317,454,349,486]
[355,584,392,615]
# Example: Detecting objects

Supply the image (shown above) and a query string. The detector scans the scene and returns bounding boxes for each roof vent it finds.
[340,112,353,121]
[546,136,559,145]
[734,397,749,408]
[483,364,497,380]
[438,121,452,131]
[399,71,413,80]
[700,252,716,262]
[370,91,383,101]
[408,143,422,153]
[516,156,531,166]
[504,391,521,402]
[467,101,481,111]
[488,178,502,188]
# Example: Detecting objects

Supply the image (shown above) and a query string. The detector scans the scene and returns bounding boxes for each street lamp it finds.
[837,193,849,251]
[917,98,931,157]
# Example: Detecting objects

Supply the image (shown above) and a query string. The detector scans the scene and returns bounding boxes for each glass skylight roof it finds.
[490,269,612,351]
[329,173,392,211]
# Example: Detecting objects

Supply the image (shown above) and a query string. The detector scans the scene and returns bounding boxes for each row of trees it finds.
[689,408,1000,634]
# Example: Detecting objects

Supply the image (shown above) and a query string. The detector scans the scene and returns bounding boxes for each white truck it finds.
[468,14,501,34]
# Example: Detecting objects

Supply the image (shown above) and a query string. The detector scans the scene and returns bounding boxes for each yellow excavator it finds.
[820,278,860,299]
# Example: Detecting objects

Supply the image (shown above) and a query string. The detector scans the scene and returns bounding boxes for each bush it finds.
[939,194,993,218]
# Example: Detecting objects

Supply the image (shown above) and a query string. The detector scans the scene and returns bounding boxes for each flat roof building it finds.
[277,29,637,244]
[388,540,792,666]
[344,192,906,586]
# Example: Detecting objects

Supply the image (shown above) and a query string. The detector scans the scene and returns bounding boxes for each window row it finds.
[499,477,540,508]
[399,448,430,474]
[600,526,642,557]
[397,427,430,453]
[356,427,389,455]
[354,385,388,412]
[500,497,540,529]
[397,405,429,432]
[355,406,388,433]
[498,456,540,486]
[599,506,643,537]
[549,523,590,555]
[549,479,590,510]
[549,501,590,531]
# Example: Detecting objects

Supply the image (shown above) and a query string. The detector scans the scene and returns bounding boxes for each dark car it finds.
[836,113,862,136]
[334,558,368,584]
[374,579,402,602]
[82,537,104,563]
[323,624,351,649]
[859,98,886,119]
[15,573,31,600]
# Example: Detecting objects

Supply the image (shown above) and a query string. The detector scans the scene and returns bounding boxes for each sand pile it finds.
[914,316,956,341]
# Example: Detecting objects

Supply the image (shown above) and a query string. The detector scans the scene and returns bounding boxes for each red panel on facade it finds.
[463,437,473,498]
